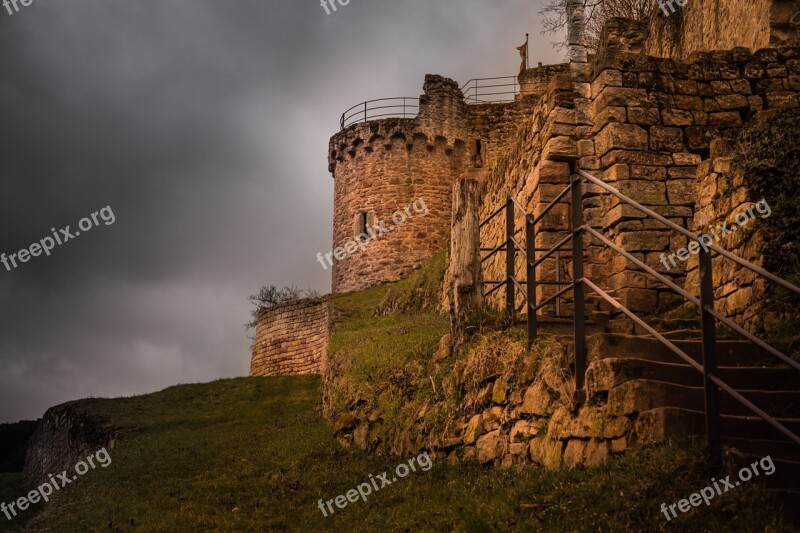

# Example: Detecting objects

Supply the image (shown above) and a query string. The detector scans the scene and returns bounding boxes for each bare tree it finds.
[245,285,320,333]
[541,0,656,52]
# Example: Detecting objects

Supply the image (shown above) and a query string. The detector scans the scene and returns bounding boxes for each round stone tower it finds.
[327,75,473,293]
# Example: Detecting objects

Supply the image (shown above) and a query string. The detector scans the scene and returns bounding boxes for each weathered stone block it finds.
[649,126,684,151]
[464,414,484,445]
[510,420,538,442]
[716,94,749,110]
[592,88,651,115]
[613,180,666,205]
[666,179,697,206]
[601,150,674,167]
[595,123,648,155]
[766,92,799,109]
[674,95,703,111]
[492,378,508,405]
[520,382,554,416]
[482,406,502,432]
[592,106,627,132]
[615,231,669,252]
[476,430,503,463]
[627,106,661,126]
[542,136,578,161]
[592,69,623,98]
[709,111,742,127]
[563,440,586,468]
[661,109,694,126]
[585,439,610,466]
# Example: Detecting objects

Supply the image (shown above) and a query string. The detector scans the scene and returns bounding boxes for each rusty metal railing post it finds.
[556,250,562,317]
[506,197,515,324]
[570,164,587,404]
[526,214,536,348]
[699,246,722,468]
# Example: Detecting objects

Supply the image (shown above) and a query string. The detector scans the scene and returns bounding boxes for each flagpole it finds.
[526,33,529,69]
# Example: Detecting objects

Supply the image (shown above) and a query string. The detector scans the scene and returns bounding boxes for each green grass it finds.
[1,264,795,531]
[324,256,454,456]
[0,376,794,532]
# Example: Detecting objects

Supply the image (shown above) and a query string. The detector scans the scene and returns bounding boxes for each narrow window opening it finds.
[357,211,368,236]
[473,139,484,168]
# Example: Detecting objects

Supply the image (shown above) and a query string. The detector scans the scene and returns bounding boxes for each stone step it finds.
[588,358,800,392]
[633,317,702,335]
[606,317,703,335]
[517,315,606,337]
[723,437,800,461]
[608,379,800,417]
[588,333,774,367]
[635,407,800,444]
[727,450,800,492]
[767,489,800,517]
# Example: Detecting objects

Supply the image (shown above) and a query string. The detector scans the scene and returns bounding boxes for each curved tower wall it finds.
[328,76,471,293]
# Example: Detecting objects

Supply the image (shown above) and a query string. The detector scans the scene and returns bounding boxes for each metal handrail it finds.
[577,169,800,297]
[461,76,519,105]
[478,162,800,465]
[574,165,800,461]
[582,278,800,447]
[339,97,419,130]
[479,195,572,335]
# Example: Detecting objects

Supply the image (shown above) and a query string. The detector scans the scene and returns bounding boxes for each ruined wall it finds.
[589,39,800,321]
[249,298,330,376]
[645,0,799,60]
[684,146,769,328]
[24,403,114,490]
[478,17,800,323]
[479,70,580,315]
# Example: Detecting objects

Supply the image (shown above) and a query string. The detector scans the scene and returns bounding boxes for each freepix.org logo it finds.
[320,0,350,15]
[1,206,116,273]
[316,198,428,271]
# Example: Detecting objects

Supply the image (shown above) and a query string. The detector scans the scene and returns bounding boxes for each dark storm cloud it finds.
[0,0,562,422]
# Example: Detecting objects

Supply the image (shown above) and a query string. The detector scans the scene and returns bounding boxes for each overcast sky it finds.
[0,0,564,423]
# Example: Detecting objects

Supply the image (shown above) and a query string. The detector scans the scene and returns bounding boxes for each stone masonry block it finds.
[649,126,684,152]
[627,107,661,126]
[595,123,648,156]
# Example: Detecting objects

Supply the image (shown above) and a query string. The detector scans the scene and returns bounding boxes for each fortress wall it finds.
[645,0,800,60]
[478,71,580,314]
[478,17,800,322]
[249,298,330,376]
[684,150,769,329]
[590,30,800,320]
[468,95,541,170]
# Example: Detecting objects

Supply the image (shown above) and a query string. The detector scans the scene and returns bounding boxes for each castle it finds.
[250,0,799,376]
[245,0,800,483]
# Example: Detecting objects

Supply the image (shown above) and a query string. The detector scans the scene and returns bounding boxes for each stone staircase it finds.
[585,330,800,498]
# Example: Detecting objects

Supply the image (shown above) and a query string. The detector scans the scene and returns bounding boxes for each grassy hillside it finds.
[0,267,794,531]
[0,379,792,531]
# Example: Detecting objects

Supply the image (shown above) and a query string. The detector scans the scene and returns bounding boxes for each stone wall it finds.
[329,334,662,470]
[479,70,580,315]
[24,403,114,490]
[478,16,800,321]
[249,298,331,377]
[589,37,800,319]
[645,0,799,61]
[684,144,769,329]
